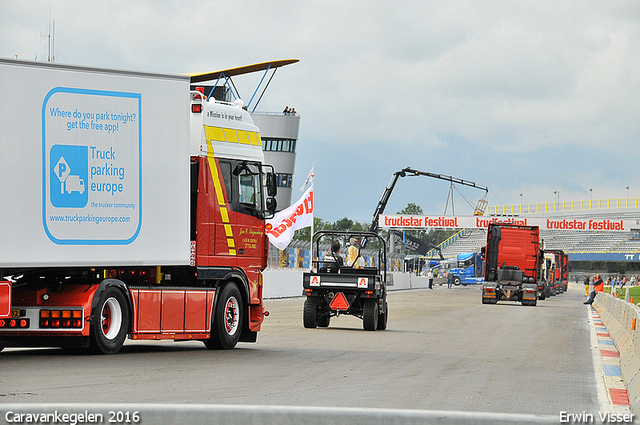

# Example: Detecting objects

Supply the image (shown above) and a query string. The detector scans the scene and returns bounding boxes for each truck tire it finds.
[363,299,378,331]
[206,283,243,349]
[303,297,318,329]
[89,287,129,354]
[453,276,461,286]
[377,301,388,330]
[317,313,330,328]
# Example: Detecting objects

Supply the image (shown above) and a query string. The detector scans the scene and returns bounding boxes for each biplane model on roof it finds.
[189,59,299,112]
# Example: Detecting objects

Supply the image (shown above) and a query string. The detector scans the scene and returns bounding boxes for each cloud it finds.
[2,0,640,220]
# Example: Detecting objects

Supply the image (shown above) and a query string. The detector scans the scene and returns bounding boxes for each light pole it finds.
[627,186,630,198]
[590,188,592,201]
[520,193,523,213]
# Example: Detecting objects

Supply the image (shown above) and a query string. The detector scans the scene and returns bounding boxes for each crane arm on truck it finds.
[364,167,488,248]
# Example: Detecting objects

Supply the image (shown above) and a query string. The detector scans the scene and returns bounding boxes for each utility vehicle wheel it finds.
[453,276,461,286]
[206,283,243,350]
[363,299,379,331]
[317,312,330,328]
[303,297,319,329]
[89,287,129,354]
[376,301,388,330]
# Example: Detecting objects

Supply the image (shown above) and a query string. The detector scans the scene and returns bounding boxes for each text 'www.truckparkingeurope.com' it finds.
[49,214,131,225]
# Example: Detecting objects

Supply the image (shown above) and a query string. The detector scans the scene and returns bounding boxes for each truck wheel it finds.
[89,287,129,354]
[303,297,318,329]
[377,301,388,330]
[206,283,243,349]
[453,276,461,286]
[317,312,330,328]
[363,299,378,331]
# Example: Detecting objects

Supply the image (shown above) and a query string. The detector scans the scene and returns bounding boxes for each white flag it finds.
[266,182,314,250]
[299,165,314,192]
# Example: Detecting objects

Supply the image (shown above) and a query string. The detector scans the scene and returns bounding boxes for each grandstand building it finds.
[436,199,640,276]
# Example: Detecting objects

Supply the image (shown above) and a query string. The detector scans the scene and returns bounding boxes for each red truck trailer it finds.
[0,58,277,354]
[548,249,569,293]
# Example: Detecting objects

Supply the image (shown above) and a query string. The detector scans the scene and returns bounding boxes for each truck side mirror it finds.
[266,197,277,213]
[266,172,277,197]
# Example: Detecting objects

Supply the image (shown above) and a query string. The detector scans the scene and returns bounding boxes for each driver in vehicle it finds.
[322,241,344,271]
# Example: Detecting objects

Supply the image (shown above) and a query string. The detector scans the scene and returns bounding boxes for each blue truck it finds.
[448,251,484,285]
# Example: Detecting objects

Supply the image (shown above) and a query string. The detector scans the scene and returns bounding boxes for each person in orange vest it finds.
[584,274,604,305]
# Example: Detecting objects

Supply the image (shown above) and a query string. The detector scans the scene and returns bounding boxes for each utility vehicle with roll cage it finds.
[302,231,388,331]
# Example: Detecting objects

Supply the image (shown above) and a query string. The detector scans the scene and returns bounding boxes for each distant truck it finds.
[481,223,541,306]
[547,249,568,293]
[0,58,278,354]
[449,251,484,285]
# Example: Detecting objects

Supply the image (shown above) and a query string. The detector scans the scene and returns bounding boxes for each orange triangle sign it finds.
[330,292,350,311]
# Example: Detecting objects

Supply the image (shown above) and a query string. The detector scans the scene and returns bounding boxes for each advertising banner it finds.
[379,215,638,232]
[265,183,314,250]
[43,88,141,244]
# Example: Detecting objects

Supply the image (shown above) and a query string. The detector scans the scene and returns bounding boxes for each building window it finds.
[263,139,296,153]
[277,173,292,188]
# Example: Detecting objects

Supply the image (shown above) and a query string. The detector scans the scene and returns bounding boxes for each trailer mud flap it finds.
[482,287,496,298]
[0,281,11,319]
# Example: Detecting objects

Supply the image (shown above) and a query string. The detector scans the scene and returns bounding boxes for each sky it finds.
[2,0,640,224]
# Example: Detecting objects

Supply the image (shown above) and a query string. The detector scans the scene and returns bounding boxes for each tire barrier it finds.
[0,403,558,425]
[594,292,640,415]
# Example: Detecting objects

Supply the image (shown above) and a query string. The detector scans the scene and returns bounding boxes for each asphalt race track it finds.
[0,285,598,417]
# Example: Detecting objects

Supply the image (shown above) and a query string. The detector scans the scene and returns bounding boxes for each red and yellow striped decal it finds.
[205,138,236,256]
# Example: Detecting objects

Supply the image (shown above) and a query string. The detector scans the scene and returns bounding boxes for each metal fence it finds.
[487,197,640,216]
[267,241,406,272]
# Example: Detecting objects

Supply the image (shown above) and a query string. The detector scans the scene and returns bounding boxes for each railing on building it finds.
[487,198,640,216]
[423,229,468,259]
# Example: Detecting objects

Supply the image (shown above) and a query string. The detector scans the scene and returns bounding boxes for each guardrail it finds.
[0,403,558,425]
[594,292,640,415]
